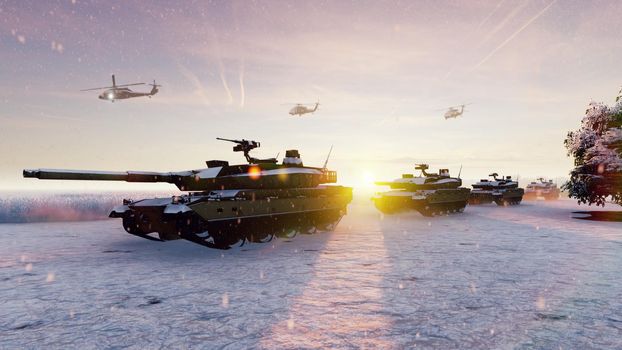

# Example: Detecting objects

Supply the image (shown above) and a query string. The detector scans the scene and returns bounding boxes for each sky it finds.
[1,0,621,191]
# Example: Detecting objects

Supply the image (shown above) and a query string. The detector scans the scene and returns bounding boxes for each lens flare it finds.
[248,165,261,180]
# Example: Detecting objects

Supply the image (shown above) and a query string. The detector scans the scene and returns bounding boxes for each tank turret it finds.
[24,138,338,192]
[23,138,352,249]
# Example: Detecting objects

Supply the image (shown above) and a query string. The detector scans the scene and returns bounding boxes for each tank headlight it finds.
[108,92,114,99]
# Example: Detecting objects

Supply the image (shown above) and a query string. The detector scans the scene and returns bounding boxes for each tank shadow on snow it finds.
[571,211,622,222]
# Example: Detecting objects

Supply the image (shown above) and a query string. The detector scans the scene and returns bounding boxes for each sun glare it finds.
[352,171,376,189]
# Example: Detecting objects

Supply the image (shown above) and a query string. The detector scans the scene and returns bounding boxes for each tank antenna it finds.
[322,145,333,169]
[458,165,463,179]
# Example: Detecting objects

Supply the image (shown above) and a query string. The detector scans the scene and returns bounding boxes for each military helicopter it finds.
[285,101,320,116]
[81,75,161,102]
[440,104,471,119]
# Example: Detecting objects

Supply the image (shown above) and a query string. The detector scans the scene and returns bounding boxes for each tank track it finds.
[373,197,468,217]
[121,208,345,250]
[493,198,522,206]
[417,201,468,217]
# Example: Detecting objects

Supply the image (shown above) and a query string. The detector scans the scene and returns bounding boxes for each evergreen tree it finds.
[563,88,622,206]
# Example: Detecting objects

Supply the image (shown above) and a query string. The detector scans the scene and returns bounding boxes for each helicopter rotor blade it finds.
[281,102,318,106]
[80,82,145,91]
[115,83,146,88]
[80,86,115,91]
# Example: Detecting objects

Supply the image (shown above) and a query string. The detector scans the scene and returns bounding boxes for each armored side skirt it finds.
[523,189,560,201]
[110,186,352,249]
[372,188,470,216]
[469,188,524,206]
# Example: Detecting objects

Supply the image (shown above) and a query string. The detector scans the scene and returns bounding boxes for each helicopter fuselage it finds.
[444,105,465,119]
[289,102,319,116]
[99,87,158,101]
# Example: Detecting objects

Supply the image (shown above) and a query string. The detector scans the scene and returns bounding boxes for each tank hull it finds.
[111,186,352,249]
[372,188,471,216]
[523,188,560,200]
[468,188,524,206]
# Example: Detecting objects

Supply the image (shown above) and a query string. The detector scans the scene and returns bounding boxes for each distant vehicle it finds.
[81,75,160,102]
[524,178,560,200]
[469,173,524,206]
[372,164,471,216]
[286,101,320,116]
[441,104,470,119]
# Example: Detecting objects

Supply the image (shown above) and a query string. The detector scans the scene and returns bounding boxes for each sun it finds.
[353,171,376,189]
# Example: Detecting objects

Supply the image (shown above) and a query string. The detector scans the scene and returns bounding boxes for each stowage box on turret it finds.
[23,138,352,249]
[372,164,471,216]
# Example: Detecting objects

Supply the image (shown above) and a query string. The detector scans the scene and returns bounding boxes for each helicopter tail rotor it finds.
[148,80,161,96]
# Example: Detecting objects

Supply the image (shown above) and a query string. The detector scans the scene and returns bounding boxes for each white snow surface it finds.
[1,199,622,349]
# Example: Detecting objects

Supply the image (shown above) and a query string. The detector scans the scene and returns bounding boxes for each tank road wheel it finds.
[248,232,274,243]
[213,236,245,250]
[304,226,318,235]
[283,229,299,239]
[122,214,143,234]
[419,205,434,217]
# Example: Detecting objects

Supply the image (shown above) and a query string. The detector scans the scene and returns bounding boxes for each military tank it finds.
[524,178,560,200]
[23,138,352,249]
[469,173,524,206]
[372,164,471,216]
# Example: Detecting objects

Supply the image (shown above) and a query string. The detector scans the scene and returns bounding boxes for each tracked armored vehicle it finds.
[372,164,471,216]
[469,173,524,206]
[524,178,560,200]
[23,138,352,249]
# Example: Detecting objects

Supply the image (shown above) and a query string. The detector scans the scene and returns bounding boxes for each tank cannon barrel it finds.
[23,169,175,183]
[375,181,398,187]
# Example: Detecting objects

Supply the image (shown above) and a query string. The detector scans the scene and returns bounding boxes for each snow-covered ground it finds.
[1,198,621,349]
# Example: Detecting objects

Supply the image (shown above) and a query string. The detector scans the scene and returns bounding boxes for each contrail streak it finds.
[177,64,211,106]
[473,0,557,70]
[238,60,245,108]
[477,0,529,49]
[443,0,516,79]
[477,0,507,29]
[220,68,233,105]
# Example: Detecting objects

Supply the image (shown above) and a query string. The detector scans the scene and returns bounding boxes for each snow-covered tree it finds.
[563,88,622,206]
